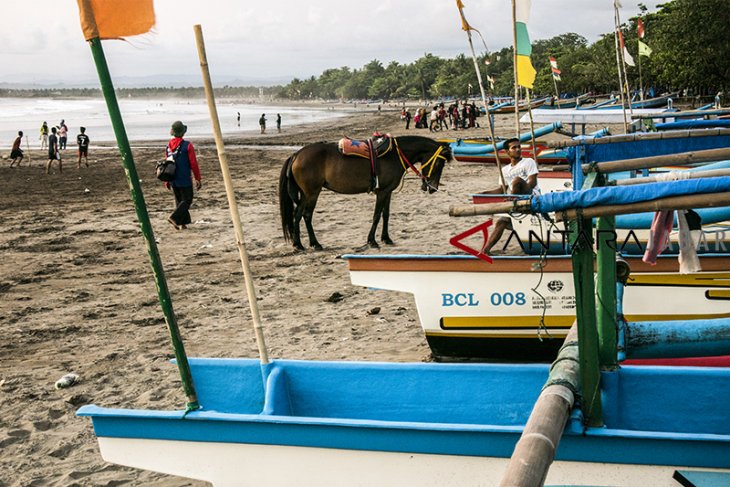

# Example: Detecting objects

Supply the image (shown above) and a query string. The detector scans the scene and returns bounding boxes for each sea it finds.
[0,97,347,147]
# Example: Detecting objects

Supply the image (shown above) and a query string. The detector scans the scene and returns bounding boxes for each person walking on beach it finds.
[259,114,266,134]
[237,111,241,127]
[39,121,49,150]
[58,120,68,150]
[276,113,282,133]
[76,126,90,168]
[10,131,24,167]
[165,121,202,230]
[46,126,62,174]
[404,108,412,129]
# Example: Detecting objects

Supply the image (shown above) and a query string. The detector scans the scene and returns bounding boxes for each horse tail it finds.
[279,154,299,242]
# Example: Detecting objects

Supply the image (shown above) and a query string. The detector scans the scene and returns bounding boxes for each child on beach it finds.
[46,126,62,174]
[39,121,49,150]
[76,127,90,168]
[10,131,24,167]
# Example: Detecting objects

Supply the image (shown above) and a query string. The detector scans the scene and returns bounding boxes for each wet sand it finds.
[0,107,580,486]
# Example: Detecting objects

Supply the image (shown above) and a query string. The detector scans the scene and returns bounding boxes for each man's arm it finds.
[187,143,202,189]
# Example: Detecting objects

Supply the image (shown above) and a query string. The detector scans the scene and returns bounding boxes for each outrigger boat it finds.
[79,171,730,487]
[450,122,574,165]
[344,253,730,362]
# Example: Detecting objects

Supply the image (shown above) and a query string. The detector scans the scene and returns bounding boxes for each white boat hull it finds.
[97,436,721,486]
[346,255,730,360]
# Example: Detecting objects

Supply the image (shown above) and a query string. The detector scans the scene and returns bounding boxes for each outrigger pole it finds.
[78,0,199,411]
[193,25,269,365]
[456,0,506,192]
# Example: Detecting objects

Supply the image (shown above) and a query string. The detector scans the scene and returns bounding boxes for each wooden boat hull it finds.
[345,254,730,361]
[78,358,730,486]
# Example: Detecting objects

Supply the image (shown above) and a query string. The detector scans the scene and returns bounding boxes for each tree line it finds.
[275,0,729,101]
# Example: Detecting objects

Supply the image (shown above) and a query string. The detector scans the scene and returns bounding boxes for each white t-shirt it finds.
[501,158,540,195]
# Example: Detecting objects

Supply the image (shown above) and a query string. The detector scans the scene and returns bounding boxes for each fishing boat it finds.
[79,176,730,486]
[344,253,730,362]
[454,143,569,165]
[489,96,551,113]
[450,121,571,165]
[596,93,676,110]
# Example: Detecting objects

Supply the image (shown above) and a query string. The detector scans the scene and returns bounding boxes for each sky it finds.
[1,0,662,87]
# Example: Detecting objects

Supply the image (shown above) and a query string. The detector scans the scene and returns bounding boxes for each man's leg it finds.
[482,217,512,255]
[510,177,532,195]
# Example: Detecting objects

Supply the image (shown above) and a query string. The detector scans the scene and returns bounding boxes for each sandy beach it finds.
[1,107,580,486]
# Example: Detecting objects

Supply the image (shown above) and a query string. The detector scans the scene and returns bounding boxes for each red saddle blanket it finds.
[338,136,392,158]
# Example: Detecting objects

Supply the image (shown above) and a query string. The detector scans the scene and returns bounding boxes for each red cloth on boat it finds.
[642,210,674,264]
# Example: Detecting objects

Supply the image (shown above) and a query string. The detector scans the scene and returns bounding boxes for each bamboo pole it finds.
[511,0,520,137]
[580,147,730,174]
[525,89,539,162]
[546,128,730,148]
[499,323,579,487]
[615,7,635,123]
[612,1,629,133]
[459,11,506,192]
[194,25,269,365]
[84,32,199,410]
[616,168,730,186]
[25,136,31,165]
[556,191,730,221]
[449,199,531,217]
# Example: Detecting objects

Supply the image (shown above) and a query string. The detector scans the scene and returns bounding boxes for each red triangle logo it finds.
[449,219,494,263]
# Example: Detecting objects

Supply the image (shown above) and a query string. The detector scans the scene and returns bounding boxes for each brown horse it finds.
[279,135,452,250]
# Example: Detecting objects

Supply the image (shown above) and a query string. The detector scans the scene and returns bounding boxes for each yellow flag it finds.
[456,0,472,31]
[77,0,155,41]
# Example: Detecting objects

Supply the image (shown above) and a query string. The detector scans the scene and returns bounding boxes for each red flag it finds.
[637,18,645,39]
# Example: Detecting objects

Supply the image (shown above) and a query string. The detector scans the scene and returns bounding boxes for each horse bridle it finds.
[393,138,448,192]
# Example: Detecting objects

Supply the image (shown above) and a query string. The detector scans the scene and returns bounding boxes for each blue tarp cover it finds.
[531,176,730,214]
[567,134,730,164]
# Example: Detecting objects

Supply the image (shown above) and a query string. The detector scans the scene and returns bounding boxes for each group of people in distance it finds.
[401,101,481,131]
[10,120,89,171]
[258,113,282,134]
[44,121,90,174]
[9,120,90,173]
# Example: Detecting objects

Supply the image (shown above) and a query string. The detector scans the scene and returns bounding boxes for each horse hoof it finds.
[368,241,380,249]
[382,238,395,245]
[313,244,323,251]
[294,244,306,252]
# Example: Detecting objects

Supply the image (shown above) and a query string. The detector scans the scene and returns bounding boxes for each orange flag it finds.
[456,0,473,31]
[77,0,155,41]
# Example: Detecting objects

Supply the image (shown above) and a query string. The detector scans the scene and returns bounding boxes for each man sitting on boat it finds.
[480,138,540,255]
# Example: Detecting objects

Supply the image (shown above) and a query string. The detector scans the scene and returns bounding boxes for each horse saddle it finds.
[338,135,392,159]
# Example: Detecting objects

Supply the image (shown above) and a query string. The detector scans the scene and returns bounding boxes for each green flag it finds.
[638,40,652,57]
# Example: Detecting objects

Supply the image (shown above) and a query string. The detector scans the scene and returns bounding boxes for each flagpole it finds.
[612,1,629,133]
[525,89,539,162]
[456,1,506,192]
[637,18,644,101]
[81,3,199,411]
[552,70,560,100]
[616,9,635,122]
[511,0,520,137]
[193,24,270,365]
